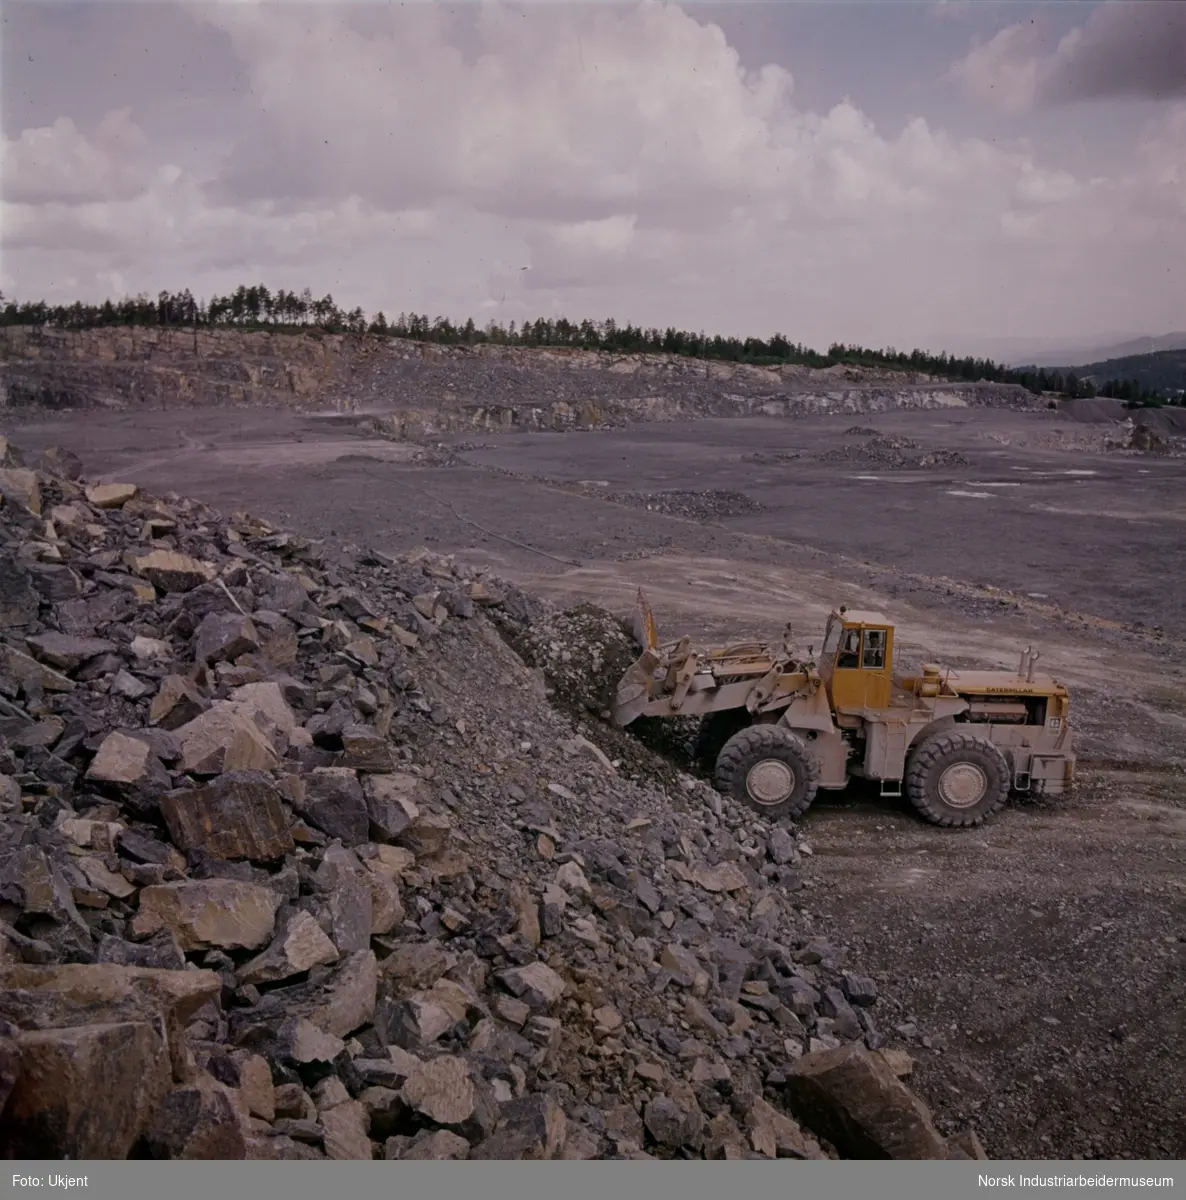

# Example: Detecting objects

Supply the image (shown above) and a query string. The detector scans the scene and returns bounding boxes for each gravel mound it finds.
[0,435,973,1161]
[738,450,802,465]
[605,490,764,521]
[819,437,969,470]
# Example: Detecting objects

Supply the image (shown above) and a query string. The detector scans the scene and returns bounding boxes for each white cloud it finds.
[950,20,1047,115]
[952,2,1186,113]
[1,2,1183,352]
[0,109,151,206]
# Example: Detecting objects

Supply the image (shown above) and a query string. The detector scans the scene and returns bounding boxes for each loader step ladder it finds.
[880,780,903,799]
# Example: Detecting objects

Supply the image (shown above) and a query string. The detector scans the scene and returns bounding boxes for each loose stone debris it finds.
[0,441,979,1160]
[603,491,764,522]
[819,436,969,470]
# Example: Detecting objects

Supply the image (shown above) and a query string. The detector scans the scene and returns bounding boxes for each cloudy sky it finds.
[2,0,1184,359]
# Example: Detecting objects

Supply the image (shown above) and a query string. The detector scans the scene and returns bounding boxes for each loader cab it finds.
[819,609,895,711]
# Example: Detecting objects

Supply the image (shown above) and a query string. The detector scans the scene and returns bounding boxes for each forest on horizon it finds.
[1,283,1176,408]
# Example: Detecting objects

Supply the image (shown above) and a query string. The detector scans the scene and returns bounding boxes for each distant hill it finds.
[1011,333,1186,369]
[1027,349,1186,396]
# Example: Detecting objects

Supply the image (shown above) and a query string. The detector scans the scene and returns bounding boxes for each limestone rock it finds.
[472,1091,567,1159]
[230,681,297,738]
[690,861,748,894]
[339,724,394,772]
[294,767,369,845]
[367,872,405,935]
[0,962,222,1026]
[497,961,567,1010]
[390,1129,470,1160]
[25,631,117,670]
[76,856,136,900]
[86,482,138,509]
[0,550,39,629]
[140,1074,249,1159]
[302,950,378,1038]
[133,549,213,593]
[161,771,294,861]
[320,1099,373,1160]
[230,1052,275,1122]
[174,703,279,775]
[363,772,421,841]
[194,611,260,665]
[0,846,86,928]
[279,1019,347,1070]
[643,1094,704,1151]
[0,467,42,515]
[39,445,83,479]
[314,845,373,953]
[743,1096,821,1159]
[378,978,472,1050]
[5,646,75,692]
[784,1042,947,1159]
[86,731,166,788]
[130,635,172,663]
[239,911,341,986]
[395,811,453,858]
[0,1020,172,1158]
[401,1055,475,1126]
[149,674,209,730]
[131,880,282,951]
[876,1048,914,1079]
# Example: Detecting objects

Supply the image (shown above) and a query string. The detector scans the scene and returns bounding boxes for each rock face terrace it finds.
[1,325,1041,431]
[2,332,1185,1160]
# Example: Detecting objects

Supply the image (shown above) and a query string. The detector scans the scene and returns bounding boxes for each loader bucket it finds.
[632,588,659,652]
[610,590,665,726]
[611,646,661,727]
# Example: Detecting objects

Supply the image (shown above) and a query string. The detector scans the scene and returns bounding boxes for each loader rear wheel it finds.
[905,731,1009,827]
[715,726,819,821]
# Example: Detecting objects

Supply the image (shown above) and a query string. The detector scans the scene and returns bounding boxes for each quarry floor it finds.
[6,401,1185,1160]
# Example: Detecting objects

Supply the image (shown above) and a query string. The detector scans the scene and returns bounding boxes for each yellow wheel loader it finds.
[612,591,1074,827]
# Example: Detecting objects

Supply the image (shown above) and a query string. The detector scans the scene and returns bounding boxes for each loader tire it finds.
[715,725,819,821]
[695,709,752,770]
[905,730,1010,827]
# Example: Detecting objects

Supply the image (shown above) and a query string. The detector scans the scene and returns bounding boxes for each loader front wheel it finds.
[695,709,752,771]
[715,726,819,821]
[905,731,1009,827]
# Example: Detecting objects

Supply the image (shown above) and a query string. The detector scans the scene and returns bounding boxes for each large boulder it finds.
[784,1042,947,1159]
[130,880,282,951]
[1,1020,173,1158]
[160,771,294,861]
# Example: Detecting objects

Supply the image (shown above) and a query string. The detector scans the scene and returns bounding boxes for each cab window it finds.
[823,617,842,657]
[836,627,861,669]
[862,628,887,669]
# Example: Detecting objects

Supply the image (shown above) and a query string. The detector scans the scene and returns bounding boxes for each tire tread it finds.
[905,729,1009,827]
[715,725,820,821]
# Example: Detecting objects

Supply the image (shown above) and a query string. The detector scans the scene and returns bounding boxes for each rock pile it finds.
[819,436,969,470]
[738,450,802,465]
[604,491,765,522]
[0,437,980,1160]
